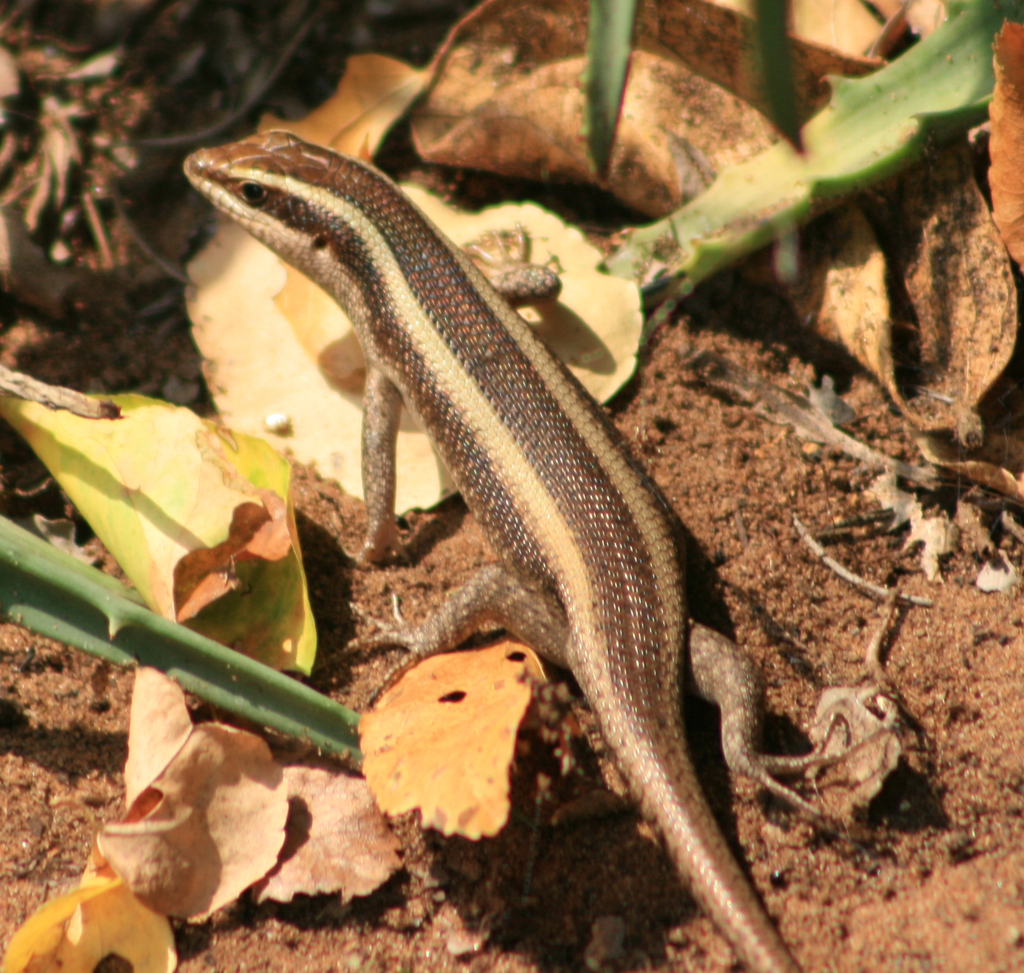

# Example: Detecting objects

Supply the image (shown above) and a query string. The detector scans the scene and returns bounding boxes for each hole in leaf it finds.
[438,690,466,704]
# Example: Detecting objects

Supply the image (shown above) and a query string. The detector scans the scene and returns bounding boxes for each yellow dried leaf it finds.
[259,53,428,155]
[789,204,893,392]
[2,850,176,973]
[189,174,641,514]
[360,641,545,839]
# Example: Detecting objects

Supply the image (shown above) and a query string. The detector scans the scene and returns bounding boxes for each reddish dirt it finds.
[1,3,1024,973]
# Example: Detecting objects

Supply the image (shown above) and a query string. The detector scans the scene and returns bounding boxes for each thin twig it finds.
[793,514,932,608]
[733,508,749,549]
[81,188,114,270]
[863,589,899,684]
[133,12,315,149]
[109,185,190,285]
[0,364,119,419]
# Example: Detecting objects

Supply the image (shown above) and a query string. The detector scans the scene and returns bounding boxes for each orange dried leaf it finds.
[990,22,1024,268]
[173,490,291,622]
[360,641,545,839]
[100,714,288,917]
[256,765,402,904]
[2,849,176,973]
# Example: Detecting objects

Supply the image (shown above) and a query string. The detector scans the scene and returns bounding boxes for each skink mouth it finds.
[182,148,218,191]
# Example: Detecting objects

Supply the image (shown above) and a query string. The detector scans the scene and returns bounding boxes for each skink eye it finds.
[241,182,267,205]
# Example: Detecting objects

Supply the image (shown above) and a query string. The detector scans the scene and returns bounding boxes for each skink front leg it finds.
[360,366,404,564]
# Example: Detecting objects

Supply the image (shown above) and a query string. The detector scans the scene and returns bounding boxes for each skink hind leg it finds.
[354,562,571,665]
[689,624,833,820]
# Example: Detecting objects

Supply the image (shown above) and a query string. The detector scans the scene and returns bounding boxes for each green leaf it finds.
[606,0,1023,288]
[584,0,638,173]
[0,514,360,757]
[753,0,802,149]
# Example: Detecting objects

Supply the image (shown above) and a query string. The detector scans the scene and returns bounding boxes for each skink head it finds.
[184,131,391,278]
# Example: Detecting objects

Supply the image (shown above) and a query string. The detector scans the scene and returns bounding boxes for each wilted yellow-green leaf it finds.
[0,394,315,672]
[2,850,176,973]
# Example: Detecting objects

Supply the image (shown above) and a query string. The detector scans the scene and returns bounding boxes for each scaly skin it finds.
[185,131,810,973]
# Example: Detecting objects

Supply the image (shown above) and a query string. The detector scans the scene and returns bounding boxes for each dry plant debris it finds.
[5,665,401,969]
[807,686,901,820]
[360,641,546,839]
[255,765,402,905]
[4,3,1024,973]
[990,21,1024,268]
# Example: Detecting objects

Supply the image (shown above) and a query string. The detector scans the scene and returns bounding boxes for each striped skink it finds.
[185,131,817,973]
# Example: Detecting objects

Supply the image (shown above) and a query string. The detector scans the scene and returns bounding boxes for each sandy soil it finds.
[1,3,1024,972]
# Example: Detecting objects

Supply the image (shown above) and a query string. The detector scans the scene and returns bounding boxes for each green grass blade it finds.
[754,0,802,149]
[606,0,1023,288]
[0,514,361,758]
[584,0,638,173]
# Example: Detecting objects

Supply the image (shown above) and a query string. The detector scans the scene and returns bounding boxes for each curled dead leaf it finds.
[173,489,292,622]
[875,143,1017,450]
[413,0,878,217]
[100,669,289,917]
[123,668,194,808]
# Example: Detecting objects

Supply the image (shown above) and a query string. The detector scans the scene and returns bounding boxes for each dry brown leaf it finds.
[790,203,891,384]
[123,668,194,809]
[867,142,1018,451]
[990,22,1024,269]
[255,765,402,904]
[413,0,878,217]
[173,488,292,622]
[100,672,288,917]
[360,641,545,839]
